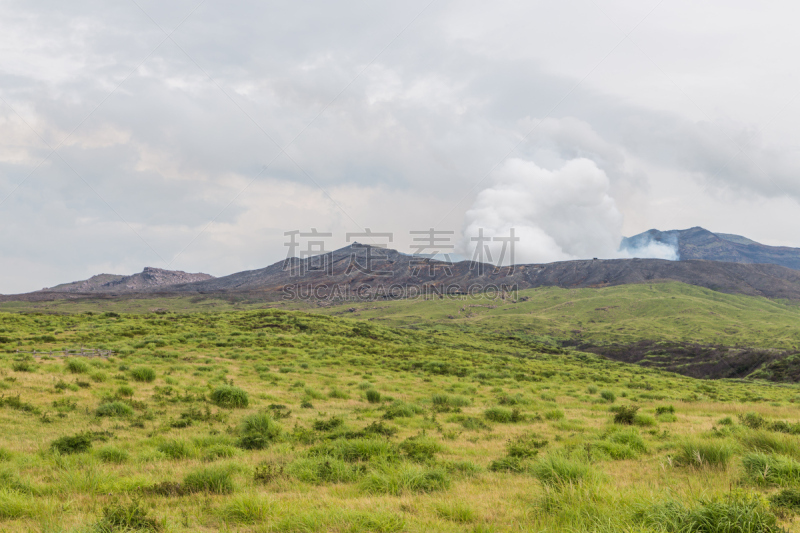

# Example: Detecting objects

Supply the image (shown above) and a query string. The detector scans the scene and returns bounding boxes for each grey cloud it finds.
[1,0,800,292]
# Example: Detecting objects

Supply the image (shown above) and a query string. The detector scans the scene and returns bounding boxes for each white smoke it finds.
[618,239,679,261]
[461,158,678,264]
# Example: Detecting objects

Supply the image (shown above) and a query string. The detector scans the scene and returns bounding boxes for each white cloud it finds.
[1,0,800,292]
[462,158,626,263]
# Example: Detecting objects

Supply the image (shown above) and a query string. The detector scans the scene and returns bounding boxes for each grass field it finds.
[1,284,800,531]
[7,282,800,349]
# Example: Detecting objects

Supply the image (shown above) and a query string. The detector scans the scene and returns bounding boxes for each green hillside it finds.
[0,306,799,531]
[311,282,800,350]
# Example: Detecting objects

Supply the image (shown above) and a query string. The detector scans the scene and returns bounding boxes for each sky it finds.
[2,0,800,293]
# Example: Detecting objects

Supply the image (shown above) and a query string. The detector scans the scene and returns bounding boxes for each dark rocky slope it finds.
[622,226,800,270]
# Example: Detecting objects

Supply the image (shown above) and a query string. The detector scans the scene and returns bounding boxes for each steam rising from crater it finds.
[462,158,678,264]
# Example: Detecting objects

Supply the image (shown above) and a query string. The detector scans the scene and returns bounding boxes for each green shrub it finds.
[183,466,235,494]
[770,488,800,511]
[506,434,548,459]
[95,499,162,532]
[364,421,398,437]
[634,413,657,427]
[157,440,195,460]
[530,455,594,487]
[96,401,134,417]
[203,444,237,461]
[655,405,675,415]
[303,388,325,400]
[593,441,638,460]
[488,456,525,473]
[210,385,249,409]
[65,358,89,374]
[11,361,33,372]
[254,460,285,484]
[739,430,800,458]
[587,385,598,394]
[544,409,565,421]
[636,494,780,533]
[287,457,362,484]
[613,405,639,425]
[600,390,616,403]
[361,464,450,495]
[382,401,423,420]
[739,412,800,435]
[97,446,129,464]
[607,428,647,454]
[217,494,272,525]
[739,412,767,430]
[51,433,93,454]
[484,407,523,423]
[742,453,800,486]
[309,438,399,463]
[365,389,381,404]
[328,387,350,399]
[267,404,291,420]
[674,440,734,469]
[313,416,344,431]
[130,367,156,383]
[457,416,490,431]
[399,436,444,462]
[432,394,471,410]
[237,413,281,450]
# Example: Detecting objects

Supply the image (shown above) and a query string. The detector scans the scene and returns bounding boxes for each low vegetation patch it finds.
[96,401,134,417]
[531,455,595,487]
[210,385,249,408]
[2,292,800,531]
[673,440,735,469]
[95,499,163,532]
[130,366,156,383]
[636,493,781,532]
[361,464,450,495]
[742,452,800,486]
[183,466,235,494]
[237,412,281,450]
[51,433,93,454]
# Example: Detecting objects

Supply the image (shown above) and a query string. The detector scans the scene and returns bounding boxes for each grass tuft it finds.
[636,493,780,533]
[742,452,800,486]
[674,440,735,469]
[217,494,273,524]
[96,401,134,417]
[361,464,450,495]
[183,466,235,494]
[237,412,281,450]
[51,433,92,454]
[130,366,156,383]
[65,358,90,374]
[210,385,249,408]
[531,455,594,487]
[95,498,162,532]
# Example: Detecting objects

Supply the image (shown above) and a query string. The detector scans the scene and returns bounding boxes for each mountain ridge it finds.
[43,267,215,293]
[5,242,800,302]
[7,227,800,301]
[621,226,800,269]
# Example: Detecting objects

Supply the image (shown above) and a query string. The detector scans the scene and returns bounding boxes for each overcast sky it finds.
[2,0,800,293]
